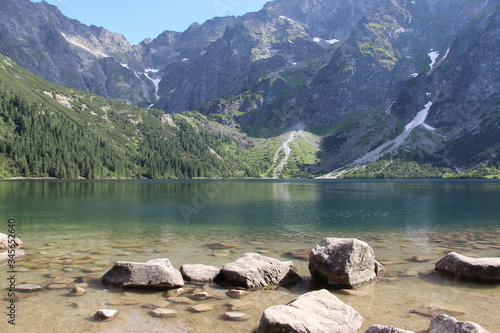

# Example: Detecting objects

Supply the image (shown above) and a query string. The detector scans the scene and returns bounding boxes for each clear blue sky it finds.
[32,0,271,44]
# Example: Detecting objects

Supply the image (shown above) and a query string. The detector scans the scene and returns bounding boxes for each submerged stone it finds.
[288,249,312,260]
[189,303,216,313]
[141,300,171,310]
[223,311,251,321]
[94,309,119,321]
[207,242,238,249]
[69,286,86,296]
[151,308,178,318]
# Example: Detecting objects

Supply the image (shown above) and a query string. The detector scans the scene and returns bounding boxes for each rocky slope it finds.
[0,0,498,178]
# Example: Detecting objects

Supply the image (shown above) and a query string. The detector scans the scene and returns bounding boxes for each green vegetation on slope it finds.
[0,56,251,179]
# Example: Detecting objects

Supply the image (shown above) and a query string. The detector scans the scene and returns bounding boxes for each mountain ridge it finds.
[0,0,498,178]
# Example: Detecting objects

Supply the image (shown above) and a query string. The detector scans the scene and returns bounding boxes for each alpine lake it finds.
[1,179,499,332]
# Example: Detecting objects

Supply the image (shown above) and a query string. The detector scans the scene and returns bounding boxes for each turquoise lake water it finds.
[1,179,499,332]
[2,179,499,234]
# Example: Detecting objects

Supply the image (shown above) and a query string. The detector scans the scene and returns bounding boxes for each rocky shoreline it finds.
[2,234,498,332]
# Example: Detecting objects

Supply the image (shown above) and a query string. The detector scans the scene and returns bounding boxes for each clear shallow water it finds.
[1,179,499,332]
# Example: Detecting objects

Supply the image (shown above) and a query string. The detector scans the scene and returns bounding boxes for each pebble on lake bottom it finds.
[141,300,171,310]
[69,286,86,296]
[227,300,255,311]
[151,308,179,318]
[227,289,250,298]
[16,284,43,292]
[94,309,119,321]
[189,303,216,313]
[223,312,251,321]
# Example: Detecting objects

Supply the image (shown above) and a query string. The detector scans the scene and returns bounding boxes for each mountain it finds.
[0,54,269,179]
[0,0,498,178]
[0,0,154,106]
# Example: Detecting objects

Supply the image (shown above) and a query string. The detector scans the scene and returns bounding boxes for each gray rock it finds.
[102,258,184,289]
[255,289,363,333]
[365,324,414,333]
[309,238,385,288]
[180,264,220,283]
[218,253,302,289]
[94,309,119,321]
[428,314,490,333]
[435,252,500,282]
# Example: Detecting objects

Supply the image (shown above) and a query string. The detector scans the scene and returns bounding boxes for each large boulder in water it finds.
[309,238,385,288]
[435,252,500,282]
[102,258,184,289]
[428,314,490,333]
[254,289,362,333]
[217,253,302,289]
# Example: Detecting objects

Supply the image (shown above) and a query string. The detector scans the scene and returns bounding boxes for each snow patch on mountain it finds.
[322,101,438,178]
[428,50,439,70]
[313,37,340,44]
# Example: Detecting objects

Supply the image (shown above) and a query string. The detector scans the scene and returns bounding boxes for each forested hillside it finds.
[0,55,250,179]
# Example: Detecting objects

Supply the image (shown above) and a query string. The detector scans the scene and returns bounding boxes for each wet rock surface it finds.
[255,289,363,333]
[102,258,184,289]
[435,252,500,282]
[428,314,490,333]
[217,253,302,289]
[180,264,220,283]
[309,238,385,288]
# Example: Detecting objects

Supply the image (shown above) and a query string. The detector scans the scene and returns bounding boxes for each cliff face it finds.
[0,0,153,106]
[0,0,498,176]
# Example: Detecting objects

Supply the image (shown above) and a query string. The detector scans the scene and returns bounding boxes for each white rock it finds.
[94,309,118,321]
[255,289,362,333]
[428,314,490,333]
